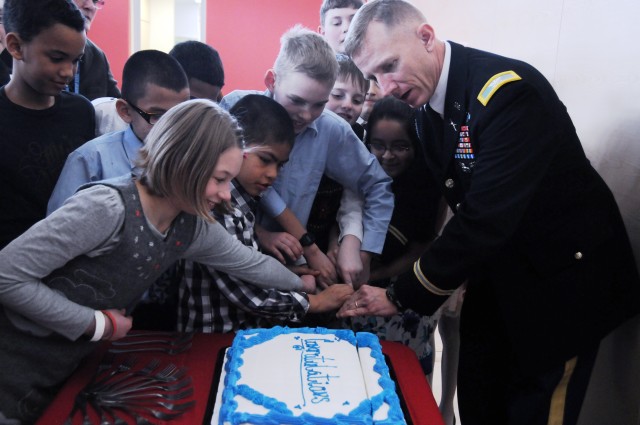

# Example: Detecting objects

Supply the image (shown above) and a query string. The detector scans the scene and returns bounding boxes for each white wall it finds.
[408,1,640,423]
[132,0,205,52]
[145,0,175,51]
[174,0,203,42]
[410,0,640,261]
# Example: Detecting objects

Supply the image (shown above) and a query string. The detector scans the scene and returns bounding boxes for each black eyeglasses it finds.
[92,0,106,10]
[126,100,165,125]
[369,143,412,155]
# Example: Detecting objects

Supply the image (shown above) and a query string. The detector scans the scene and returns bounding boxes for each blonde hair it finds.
[274,24,338,85]
[137,99,243,221]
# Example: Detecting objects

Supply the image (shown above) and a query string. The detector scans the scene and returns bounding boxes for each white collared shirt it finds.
[428,41,452,118]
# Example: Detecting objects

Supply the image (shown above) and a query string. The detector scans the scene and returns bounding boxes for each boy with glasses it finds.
[48,49,189,213]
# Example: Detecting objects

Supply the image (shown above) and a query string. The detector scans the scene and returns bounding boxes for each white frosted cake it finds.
[213,326,406,425]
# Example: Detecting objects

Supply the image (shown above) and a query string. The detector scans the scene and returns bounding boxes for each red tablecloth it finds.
[36,332,444,425]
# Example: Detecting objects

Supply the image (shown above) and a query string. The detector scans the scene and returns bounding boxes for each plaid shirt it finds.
[177,180,309,333]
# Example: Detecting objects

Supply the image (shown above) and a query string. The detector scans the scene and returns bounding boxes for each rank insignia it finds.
[477,71,521,106]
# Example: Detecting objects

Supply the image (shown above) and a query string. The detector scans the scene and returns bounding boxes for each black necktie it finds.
[415,104,444,149]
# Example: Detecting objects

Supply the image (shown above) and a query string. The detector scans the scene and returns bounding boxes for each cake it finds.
[213,326,406,425]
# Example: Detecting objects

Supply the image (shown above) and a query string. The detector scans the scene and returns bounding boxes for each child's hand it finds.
[327,246,339,266]
[307,284,354,313]
[357,251,372,288]
[300,274,317,294]
[103,309,133,341]
[288,265,323,293]
[255,227,303,263]
[288,265,320,277]
[303,244,338,288]
[336,235,364,286]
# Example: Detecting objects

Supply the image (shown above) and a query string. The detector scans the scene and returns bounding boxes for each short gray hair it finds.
[137,99,243,222]
[344,0,425,58]
[274,25,338,86]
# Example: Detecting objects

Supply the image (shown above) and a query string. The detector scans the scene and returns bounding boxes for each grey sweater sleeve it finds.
[0,185,124,340]
[184,219,304,291]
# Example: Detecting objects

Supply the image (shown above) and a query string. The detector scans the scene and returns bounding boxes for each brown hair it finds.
[137,99,243,221]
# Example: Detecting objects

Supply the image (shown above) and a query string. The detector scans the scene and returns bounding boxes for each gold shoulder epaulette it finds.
[477,71,521,106]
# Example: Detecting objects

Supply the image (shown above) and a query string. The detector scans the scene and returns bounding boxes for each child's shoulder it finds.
[0,88,93,115]
[314,108,359,140]
[58,91,95,112]
[60,182,126,221]
[74,128,126,154]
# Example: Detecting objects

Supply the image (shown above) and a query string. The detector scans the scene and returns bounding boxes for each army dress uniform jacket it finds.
[394,41,640,373]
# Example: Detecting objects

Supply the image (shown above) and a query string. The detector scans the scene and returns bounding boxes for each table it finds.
[36,332,444,425]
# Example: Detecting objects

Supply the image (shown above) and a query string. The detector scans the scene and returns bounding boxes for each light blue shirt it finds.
[221,90,393,254]
[47,126,142,214]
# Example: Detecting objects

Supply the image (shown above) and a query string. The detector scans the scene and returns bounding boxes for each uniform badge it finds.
[455,114,475,172]
[477,71,521,106]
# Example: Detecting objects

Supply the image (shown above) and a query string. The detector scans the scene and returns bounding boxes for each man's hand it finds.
[308,284,354,313]
[336,285,398,318]
[255,226,303,263]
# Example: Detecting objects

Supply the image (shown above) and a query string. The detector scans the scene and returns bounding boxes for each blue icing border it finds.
[220,327,404,425]
[221,326,369,425]
[356,333,406,425]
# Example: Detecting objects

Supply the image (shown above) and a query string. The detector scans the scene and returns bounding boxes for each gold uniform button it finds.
[445,178,455,189]
[574,252,583,260]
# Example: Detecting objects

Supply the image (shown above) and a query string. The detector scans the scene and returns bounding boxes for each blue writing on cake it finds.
[294,337,340,405]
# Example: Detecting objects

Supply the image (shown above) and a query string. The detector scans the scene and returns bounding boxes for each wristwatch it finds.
[385,284,404,310]
[299,232,316,247]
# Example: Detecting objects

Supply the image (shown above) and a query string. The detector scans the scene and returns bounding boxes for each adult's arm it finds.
[396,79,568,315]
[369,241,430,282]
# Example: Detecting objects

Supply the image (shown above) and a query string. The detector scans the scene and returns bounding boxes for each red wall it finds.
[87,0,130,89]
[206,1,321,94]
[86,1,321,94]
